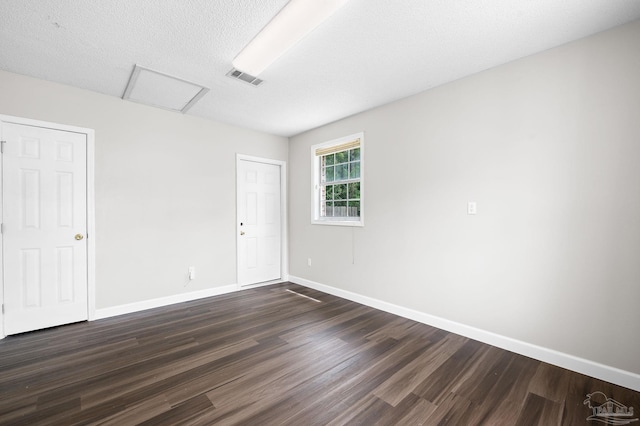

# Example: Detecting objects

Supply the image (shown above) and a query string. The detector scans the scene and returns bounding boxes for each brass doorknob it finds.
[75,234,84,240]
[240,231,245,236]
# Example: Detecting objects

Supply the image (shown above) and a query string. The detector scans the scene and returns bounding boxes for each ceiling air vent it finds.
[226,68,263,87]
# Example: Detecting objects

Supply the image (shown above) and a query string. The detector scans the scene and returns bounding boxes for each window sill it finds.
[312,219,364,227]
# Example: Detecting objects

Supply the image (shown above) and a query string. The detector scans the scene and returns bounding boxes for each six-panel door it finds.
[2,123,88,335]
[237,159,281,286]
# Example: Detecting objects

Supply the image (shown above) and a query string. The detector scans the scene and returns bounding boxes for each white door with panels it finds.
[2,122,88,335]
[237,158,281,286]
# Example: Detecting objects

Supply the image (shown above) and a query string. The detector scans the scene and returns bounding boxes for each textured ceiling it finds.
[1,0,639,137]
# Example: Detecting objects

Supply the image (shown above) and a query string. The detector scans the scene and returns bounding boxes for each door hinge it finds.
[1,304,3,314]
[0,140,5,153]
[0,223,3,234]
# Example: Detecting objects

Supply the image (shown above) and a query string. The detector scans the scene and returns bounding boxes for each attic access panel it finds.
[122,65,209,113]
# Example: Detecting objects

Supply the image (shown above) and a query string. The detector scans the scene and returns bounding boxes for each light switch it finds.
[467,202,477,215]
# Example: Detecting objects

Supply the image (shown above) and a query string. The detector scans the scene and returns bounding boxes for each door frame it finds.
[236,154,288,289]
[0,114,96,338]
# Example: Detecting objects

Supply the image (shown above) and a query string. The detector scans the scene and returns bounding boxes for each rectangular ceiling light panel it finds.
[122,65,209,113]
[232,0,350,76]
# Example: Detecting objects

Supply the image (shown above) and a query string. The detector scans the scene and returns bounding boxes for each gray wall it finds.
[0,70,288,309]
[289,20,640,375]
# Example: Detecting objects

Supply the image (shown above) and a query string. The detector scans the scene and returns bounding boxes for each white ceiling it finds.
[1,1,639,137]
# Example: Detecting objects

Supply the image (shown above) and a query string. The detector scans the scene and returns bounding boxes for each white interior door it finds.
[237,158,281,286]
[2,122,88,335]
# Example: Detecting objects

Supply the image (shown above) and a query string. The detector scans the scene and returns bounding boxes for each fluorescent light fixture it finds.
[232,0,350,76]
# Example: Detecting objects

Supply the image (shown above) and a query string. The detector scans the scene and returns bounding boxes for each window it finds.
[311,132,364,226]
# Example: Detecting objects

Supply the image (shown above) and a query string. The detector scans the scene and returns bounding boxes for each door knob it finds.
[240,231,245,236]
[75,234,84,240]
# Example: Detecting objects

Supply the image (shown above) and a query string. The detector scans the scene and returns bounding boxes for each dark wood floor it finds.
[0,283,638,425]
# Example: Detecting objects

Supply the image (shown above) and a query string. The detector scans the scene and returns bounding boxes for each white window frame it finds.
[311,132,364,227]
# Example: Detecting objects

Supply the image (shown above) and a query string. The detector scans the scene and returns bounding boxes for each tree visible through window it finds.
[320,147,360,218]
[312,133,364,226]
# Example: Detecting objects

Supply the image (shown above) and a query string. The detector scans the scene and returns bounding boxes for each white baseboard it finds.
[289,275,640,392]
[94,285,237,320]
[94,277,291,320]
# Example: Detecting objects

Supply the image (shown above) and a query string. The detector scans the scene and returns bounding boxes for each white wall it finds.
[289,20,640,378]
[0,70,288,309]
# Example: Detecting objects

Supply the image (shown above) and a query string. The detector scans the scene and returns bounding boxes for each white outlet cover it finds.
[468,202,477,215]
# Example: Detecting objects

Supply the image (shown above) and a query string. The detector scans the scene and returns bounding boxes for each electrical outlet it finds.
[307,258,312,267]
[467,201,477,215]
[188,266,195,280]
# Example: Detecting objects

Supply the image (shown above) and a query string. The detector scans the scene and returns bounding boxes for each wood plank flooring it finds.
[0,282,638,425]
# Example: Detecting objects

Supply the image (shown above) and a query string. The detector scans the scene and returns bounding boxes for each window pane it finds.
[334,184,347,200]
[335,150,348,164]
[349,162,360,179]
[325,185,333,200]
[324,166,334,182]
[323,201,334,217]
[335,164,348,181]
[324,154,335,166]
[348,200,360,217]
[313,133,363,225]
[348,182,360,200]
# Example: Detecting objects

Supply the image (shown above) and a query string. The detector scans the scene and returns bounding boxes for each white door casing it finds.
[236,156,286,287]
[1,116,95,337]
